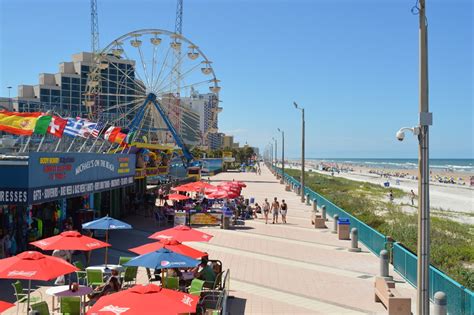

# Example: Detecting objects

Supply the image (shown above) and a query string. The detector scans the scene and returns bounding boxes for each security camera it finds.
[396,130,405,141]
[396,127,419,141]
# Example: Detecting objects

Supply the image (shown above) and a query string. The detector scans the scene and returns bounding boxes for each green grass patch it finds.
[286,169,474,290]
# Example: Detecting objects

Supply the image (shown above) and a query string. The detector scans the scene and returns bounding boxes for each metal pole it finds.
[281,130,285,179]
[417,1,431,314]
[301,108,305,202]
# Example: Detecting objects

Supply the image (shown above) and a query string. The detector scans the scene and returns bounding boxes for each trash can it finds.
[221,207,232,229]
[337,218,350,240]
[250,197,255,204]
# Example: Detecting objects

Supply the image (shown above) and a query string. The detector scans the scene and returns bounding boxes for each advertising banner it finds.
[0,152,136,205]
[201,158,223,175]
[190,212,222,225]
[222,151,235,162]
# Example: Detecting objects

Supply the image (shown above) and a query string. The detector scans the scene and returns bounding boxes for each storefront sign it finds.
[0,152,136,205]
[174,211,187,226]
[222,151,234,162]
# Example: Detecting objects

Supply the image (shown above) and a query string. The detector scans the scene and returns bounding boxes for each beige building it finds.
[222,135,234,148]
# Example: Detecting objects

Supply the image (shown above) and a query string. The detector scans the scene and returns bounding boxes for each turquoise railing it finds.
[393,242,473,315]
[271,165,473,315]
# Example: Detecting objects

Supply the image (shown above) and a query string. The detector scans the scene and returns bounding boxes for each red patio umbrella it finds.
[207,189,239,199]
[0,251,78,311]
[87,284,198,315]
[0,300,14,313]
[128,238,206,259]
[30,230,111,251]
[171,184,198,192]
[166,193,190,201]
[148,225,213,242]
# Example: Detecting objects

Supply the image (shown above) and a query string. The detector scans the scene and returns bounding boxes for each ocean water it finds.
[306,158,474,173]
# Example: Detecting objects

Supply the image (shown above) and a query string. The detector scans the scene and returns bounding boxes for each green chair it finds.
[86,269,104,287]
[118,256,133,266]
[73,261,87,285]
[30,301,50,315]
[11,281,41,314]
[122,266,138,287]
[60,297,80,315]
[162,276,179,290]
[188,278,205,296]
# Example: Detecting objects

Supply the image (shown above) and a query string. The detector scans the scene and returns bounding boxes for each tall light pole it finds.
[417,1,431,313]
[272,137,277,169]
[294,102,305,202]
[397,1,432,313]
[277,128,284,180]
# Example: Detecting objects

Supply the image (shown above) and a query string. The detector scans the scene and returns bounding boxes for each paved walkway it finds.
[4,165,419,314]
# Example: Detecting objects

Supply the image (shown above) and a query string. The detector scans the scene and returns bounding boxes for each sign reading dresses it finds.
[0,152,136,205]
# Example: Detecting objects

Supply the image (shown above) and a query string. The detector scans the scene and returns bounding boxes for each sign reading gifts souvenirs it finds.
[0,152,136,205]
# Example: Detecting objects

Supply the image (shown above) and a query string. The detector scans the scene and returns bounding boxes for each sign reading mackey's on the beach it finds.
[0,152,136,205]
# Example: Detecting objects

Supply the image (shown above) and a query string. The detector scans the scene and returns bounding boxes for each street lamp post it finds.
[417,1,431,313]
[277,128,284,181]
[294,102,305,202]
[396,1,432,313]
[7,86,12,110]
[272,137,277,170]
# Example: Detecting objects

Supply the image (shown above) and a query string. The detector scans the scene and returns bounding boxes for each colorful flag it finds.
[78,121,97,138]
[114,132,127,145]
[64,118,85,137]
[33,114,53,135]
[47,116,67,138]
[103,126,121,143]
[125,131,136,144]
[91,121,105,138]
[0,111,42,135]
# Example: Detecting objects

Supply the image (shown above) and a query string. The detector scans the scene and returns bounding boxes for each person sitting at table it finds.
[87,269,121,306]
[192,257,216,288]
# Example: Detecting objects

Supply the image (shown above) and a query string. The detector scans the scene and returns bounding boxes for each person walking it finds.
[280,199,288,224]
[262,199,270,224]
[410,189,416,206]
[271,197,280,224]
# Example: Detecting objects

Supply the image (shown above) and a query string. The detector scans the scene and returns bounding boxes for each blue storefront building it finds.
[0,152,136,257]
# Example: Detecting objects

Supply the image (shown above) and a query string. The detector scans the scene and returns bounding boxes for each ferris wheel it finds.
[84,29,221,148]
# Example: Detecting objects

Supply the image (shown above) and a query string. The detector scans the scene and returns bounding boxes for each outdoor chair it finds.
[122,266,138,288]
[60,297,80,315]
[30,301,50,315]
[86,269,104,288]
[188,278,206,297]
[12,280,41,314]
[118,256,133,266]
[145,268,160,283]
[72,261,87,285]
[162,276,179,290]
[212,271,224,290]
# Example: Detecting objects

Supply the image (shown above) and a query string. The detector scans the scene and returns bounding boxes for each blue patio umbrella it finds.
[125,248,199,282]
[82,215,132,265]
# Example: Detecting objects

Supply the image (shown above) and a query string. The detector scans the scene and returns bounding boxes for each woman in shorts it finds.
[280,199,288,224]
[262,198,270,224]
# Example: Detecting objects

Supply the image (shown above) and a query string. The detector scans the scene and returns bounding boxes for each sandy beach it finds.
[287,160,474,224]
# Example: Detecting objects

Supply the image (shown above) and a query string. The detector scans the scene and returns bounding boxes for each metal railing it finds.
[393,242,473,315]
[271,164,473,314]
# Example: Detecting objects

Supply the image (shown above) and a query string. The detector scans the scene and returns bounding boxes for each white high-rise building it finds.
[180,88,221,149]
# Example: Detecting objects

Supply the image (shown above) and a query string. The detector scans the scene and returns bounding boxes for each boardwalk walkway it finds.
[3,165,419,314]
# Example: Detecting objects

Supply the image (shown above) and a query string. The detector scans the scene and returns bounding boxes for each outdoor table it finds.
[46,284,93,314]
[86,264,124,278]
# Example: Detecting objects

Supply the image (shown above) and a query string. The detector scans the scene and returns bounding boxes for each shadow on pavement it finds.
[226,295,247,314]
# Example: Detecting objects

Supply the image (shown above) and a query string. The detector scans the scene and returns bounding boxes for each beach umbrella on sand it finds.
[86,284,198,315]
[82,215,132,265]
[0,300,14,313]
[148,225,213,242]
[30,230,111,251]
[166,193,190,201]
[129,238,206,259]
[0,251,78,311]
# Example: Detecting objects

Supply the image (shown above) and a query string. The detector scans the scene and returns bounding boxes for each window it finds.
[71,78,80,84]
[61,96,70,104]
[71,98,80,105]
[40,89,50,96]
[51,96,60,103]
[71,84,80,91]
[61,77,70,84]
[71,91,80,98]
[62,83,70,91]
[51,89,60,96]
[40,95,50,103]
[81,65,90,72]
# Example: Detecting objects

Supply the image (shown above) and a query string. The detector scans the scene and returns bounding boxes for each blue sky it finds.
[0,0,472,158]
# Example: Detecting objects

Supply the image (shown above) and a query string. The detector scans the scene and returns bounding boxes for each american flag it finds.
[91,121,105,138]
